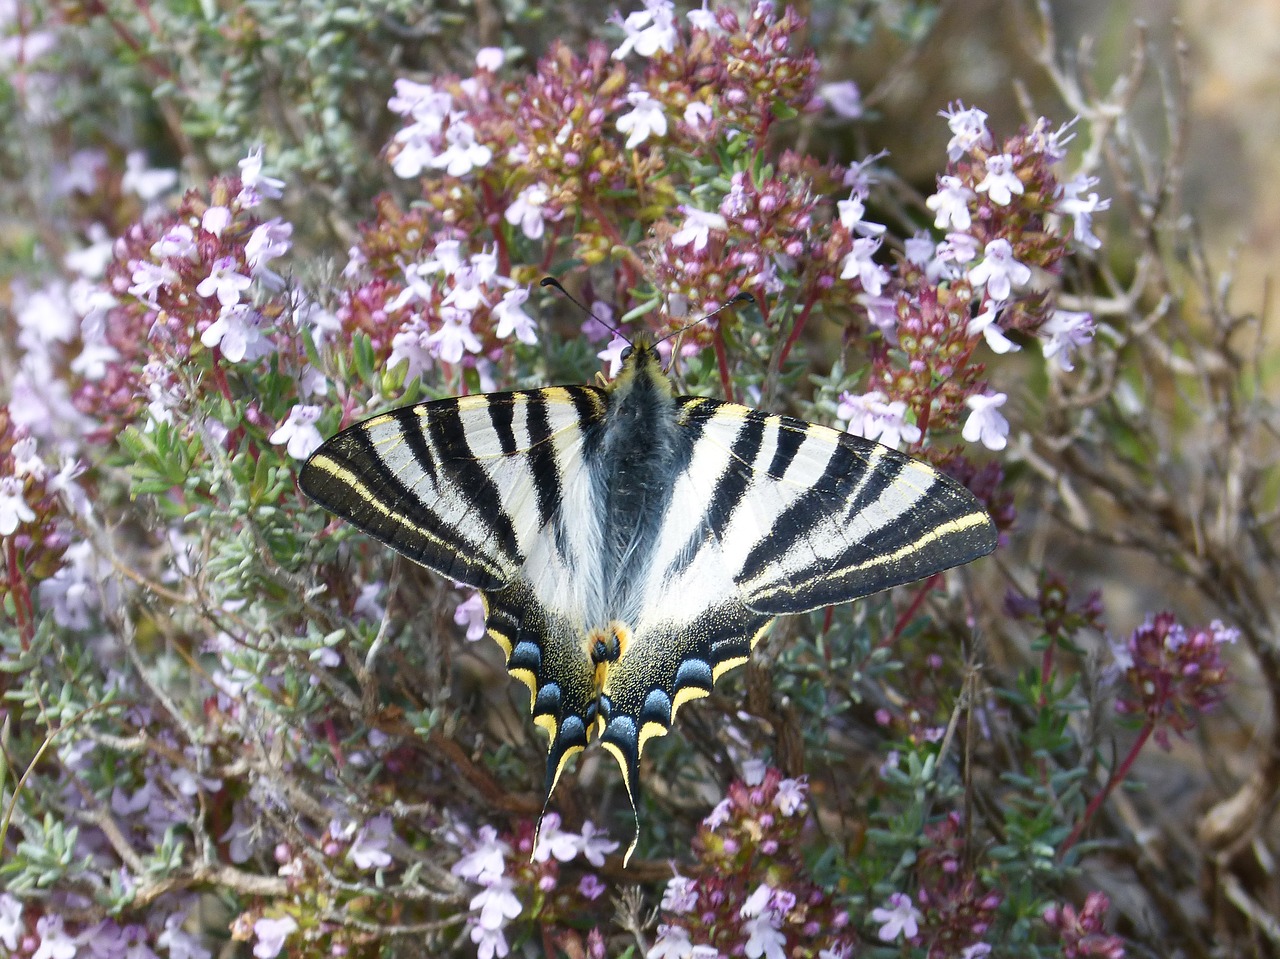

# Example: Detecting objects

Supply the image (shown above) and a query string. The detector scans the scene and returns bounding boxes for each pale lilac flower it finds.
[662,875,699,914]
[672,206,728,251]
[150,224,197,261]
[270,405,324,460]
[741,758,767,786]
[904,233,936,268]
[740,884,786,959]
[961,945,992,959]
[252,916,297,959]
[647,925,693,959]
[967,305,1020,354]
[33,914,77,959]
[196,257,253,307]
[494,289,538,344]
[12,438,44,480]
[122,151,178,201]
[837,391,921,449]
[476,47,505,71]
[128,260,179,306]
[391,126,440,178]
[774,777,807,816]
[38,540,110,629]
[64,224,116,278]
[941,232,980,266]
[432,121,492,177]
[819,80,863,119]
[870,892,922,942]
[839,237,888,295]
[836,194,885,237]
[220,805,256,863]
[471,876,523,934]
[533,812,580,863]
[580,302,615,343]
[686,0,719,31]
[967,239,1031,302]
[577,820,619,867]
[71,332,122,382]
[245,218,293,276]
[579,874,607,900]
[237,147,285,205]
[975,154,1024,206]
[1039,309,1094,371]
[962,392,1010,452]
[612,0,678,59]
[348,815,394,870]
[202,304,267,363]
[471,923,509,959]
[1211,620,1241,645]
[454,591,487,641]
[598,334,630,378]
[940,102,992,161]
[617,91,667,148]
[0,894,23,950]
[426,308,483,364]
[704,797,732,830]
[202,205,232,237]
[1057,173,1110,249]
[505,183,555,240]
[925,175,975,231]
[0,476,35,535]
[389,79,451,119]
[862,293,899,339]
[452,825,509,885]
[684,101,713,128]
[443,262,493,312]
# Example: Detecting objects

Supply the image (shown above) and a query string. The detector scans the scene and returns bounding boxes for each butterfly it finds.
[299,317,996,863]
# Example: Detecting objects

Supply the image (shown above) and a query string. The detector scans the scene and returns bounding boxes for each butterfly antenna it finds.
[540,276,629,343]
[655,290,756,348]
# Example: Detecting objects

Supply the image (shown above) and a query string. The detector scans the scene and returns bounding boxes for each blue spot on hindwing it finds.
[674,658,713,691]
[640,688,672,725]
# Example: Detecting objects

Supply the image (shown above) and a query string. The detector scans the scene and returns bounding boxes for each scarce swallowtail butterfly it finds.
[299,303,997,864]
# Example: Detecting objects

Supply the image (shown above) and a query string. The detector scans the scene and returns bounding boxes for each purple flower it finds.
[431,121,492,177]
[774,777,807,816]
[837,391,921,449]
[577,820,620,867]
[452,825,509,885]
[740,884,787,959]
[647,925,693,959]
[598,334,630,378]
[202,206,232,237]
[150,224,197,261]
[0,894,22,951]
[662,875,699,914]
[270,405,324,460]
[925,175,975,231]
[819,80,863,119]
[1039,309,1095,371]
[476,47,505,70]
[579,874,607,900]
[672,206,729,251]
[533,811,580,863]
[612,0,678,60]
[252,916,298,959]
[505,184,554,240]
[494,289,539,345]
[201,304,268,363]
[838,237,888,295]
[870,892,922,942]
[454,591,487,641]
[836,194,885,237]
[245,218,293,278]
[237,147,285,206]
[33,915,77,959]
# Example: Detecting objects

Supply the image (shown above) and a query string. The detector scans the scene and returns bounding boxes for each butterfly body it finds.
[300,340,996,862]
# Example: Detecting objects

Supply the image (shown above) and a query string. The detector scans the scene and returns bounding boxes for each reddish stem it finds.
[886,573,941,646]
[776,292,817,368]
[713,326,735,403]
[1059,721,1154,856]
[6,538,34,650]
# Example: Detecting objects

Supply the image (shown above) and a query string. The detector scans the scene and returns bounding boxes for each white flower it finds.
[388,79,452,120]
[201,304,268,363]
[647,924,694,959]
[442,261,493,312]
[671,206,728,251]
[774,777,807,816]
[471,876,523,931]
[0,476,35,536]
[202,205,232,237]
[33,915,77,959]
[836,194,885,237]
[252,916,298,959]
[612,0,678,60]
[150,224,197,261]
[494,289,539,345]
[476,47,505,70]
[684,101,713,127]
[127,260,179,306]
[962,392,1010,452]
[740,884,787,959]
[269,405,324,460]
[577,820,619,867]
[961,944,993,959]
[839,237,888,295]
[427,308,483,364]
[975,154,1024,206]
[431,121,492,177]
[1057,173,1110,249]
[966,305,1020,355]
[454,591,487,641]
[237,146,285,205]
[246,218,293,277]
[121,150,178,201]
[505,183,555,240]
[662,875,699,914]
[703,797,732,830]
[196,256,253,307]
[741,758,767,786]
[925,175,975,231]
[819,80,863,119]
[0,895,22,951]
[1039,309,1094,371]
[617,90,667,149]
[939,102,992,161]
[348,815,394,870]
[967,239,1031,303]
[870,892,922,942]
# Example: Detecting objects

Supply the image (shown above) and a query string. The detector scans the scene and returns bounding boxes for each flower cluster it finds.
[908,812,1003,957]
[648,765,853,959]
[1042,891,1126,958]
[451,814,619,959]
[1005,568,1106,640]
[1111,613,1235,748]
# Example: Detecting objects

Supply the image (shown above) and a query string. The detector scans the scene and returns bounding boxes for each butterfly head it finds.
[607,338,674,401]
